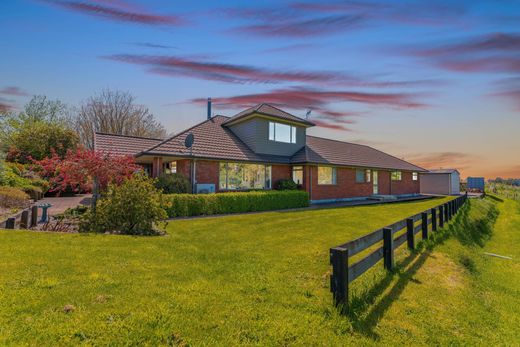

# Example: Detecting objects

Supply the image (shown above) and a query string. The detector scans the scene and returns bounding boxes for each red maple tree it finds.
[34,148,141,193]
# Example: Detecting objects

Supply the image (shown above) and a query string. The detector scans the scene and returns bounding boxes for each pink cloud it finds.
[42,0,183,26]
[0,86,29,96]
[104,54,439,88]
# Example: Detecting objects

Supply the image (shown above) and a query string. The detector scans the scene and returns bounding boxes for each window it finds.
[219,162,272,190]
[356,169,371,183]
[318,166,336,185]
[269,121,297,144]
[356,169,365,183]
[292,166,303,185]
[412,172,418,181]
[391,171,402,181]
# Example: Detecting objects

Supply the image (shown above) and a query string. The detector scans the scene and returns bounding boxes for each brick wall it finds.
[271,164,291,188]
[389,171,420,195]
[307,166,420,201]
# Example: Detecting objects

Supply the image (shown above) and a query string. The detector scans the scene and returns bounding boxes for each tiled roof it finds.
[139,115,291,164]
[94,132,163,156]
[291,136,426,172]
[222,103,315,127]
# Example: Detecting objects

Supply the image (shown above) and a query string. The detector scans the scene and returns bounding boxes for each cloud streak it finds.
[406,32,520,73]
[405,152,478,170]
[103,53,440,88]
[42,0,183,26]
[0,86,29,96]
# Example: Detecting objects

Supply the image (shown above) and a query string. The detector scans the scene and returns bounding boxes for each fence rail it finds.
[330,193,468,309]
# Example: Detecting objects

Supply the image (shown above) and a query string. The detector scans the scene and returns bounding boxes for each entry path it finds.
[39,194,92,216]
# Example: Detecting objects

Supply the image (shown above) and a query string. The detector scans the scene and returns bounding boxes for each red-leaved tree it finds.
[34,148,141,194]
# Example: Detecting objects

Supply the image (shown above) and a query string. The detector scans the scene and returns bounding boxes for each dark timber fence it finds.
[330,193,468,309]
[0,205,39,230]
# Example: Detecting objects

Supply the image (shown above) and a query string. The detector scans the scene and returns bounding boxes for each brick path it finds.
[39,194,92,216]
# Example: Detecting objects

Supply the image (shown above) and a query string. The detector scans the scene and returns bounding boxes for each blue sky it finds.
[1,0,519,178]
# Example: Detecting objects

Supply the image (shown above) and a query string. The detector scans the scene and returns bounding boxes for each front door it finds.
[373,170,379,194]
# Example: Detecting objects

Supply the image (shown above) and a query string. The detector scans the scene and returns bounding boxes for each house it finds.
[420,169,460,196]
[94,103,426,203]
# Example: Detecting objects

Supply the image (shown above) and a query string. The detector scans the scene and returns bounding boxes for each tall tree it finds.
[75,89,166,148]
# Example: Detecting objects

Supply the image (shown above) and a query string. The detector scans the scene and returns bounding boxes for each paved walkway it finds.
[39,194,92,216]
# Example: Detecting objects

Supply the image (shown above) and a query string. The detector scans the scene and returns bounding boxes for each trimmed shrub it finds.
[163,190,309,217]
[80,174,168,235]
[0,186,30,209]
[154,173,190,194]
[275,179,298,190]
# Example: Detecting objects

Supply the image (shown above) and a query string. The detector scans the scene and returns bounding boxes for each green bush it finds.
[163,190,309,217]
[154,173,190,194]
[80,174,168,235]
[0,186,30,209]
[275,179,298,190]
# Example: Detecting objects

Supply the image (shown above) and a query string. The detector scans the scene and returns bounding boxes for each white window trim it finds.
[268,121,297,144]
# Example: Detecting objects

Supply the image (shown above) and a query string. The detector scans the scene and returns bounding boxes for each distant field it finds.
[1,196,518,346]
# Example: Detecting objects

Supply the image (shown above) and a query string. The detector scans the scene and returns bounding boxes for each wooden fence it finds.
[330,193,468,309]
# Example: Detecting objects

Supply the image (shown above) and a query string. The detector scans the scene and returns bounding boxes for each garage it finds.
[420,169,460,195]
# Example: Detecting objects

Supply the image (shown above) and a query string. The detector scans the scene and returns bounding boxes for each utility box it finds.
[467,177,485,192]
[196,184,215,194]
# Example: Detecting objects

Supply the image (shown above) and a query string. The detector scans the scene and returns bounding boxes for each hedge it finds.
[163,190,309,217]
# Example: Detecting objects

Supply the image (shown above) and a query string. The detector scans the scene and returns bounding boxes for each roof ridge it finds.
[139,115,229,154]
[94,132,165,141]
[306,135,426,171]
[262,103,309,123]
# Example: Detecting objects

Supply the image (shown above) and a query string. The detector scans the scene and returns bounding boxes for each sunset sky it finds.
[1,0,519,178]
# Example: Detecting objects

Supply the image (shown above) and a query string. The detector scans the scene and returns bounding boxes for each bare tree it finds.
[76,89,166,148]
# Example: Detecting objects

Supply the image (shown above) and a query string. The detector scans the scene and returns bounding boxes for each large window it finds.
[269,121,297,144]
[318,166,336,185]
[391,171,402,181]
[219,162,272,190]
[292,166,303,185]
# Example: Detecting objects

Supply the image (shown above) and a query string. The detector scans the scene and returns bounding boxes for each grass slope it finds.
[0,196,518,345]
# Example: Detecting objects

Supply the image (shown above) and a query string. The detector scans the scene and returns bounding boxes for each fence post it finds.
[421,212,428,240]
[31,205,38,227]
[6,217,15,229]
[383,227,394,270]
[406,218,415,250]
[452,200,456,215]
[439,205,444,228]
[445,203,449,221]
[330,247,349,308]
[431,208,437,231]
[20,210,29,229]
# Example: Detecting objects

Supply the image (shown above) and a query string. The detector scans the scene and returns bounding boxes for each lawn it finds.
[1,196,518,345]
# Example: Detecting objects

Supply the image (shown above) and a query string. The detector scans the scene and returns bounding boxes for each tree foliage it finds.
[1,95,78,163]
[34,148,141,193]
[75,89,166,148]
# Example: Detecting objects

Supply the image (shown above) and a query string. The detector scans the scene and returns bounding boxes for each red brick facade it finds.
[158,159,420,201]
[303,165,420,201]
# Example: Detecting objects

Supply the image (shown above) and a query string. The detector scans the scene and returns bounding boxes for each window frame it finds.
[268,121,297,144]
[412,172,418,181]
[219,162,272,191]
[391,171,402,181]
[317,166,337,185]
[292,165,303,185]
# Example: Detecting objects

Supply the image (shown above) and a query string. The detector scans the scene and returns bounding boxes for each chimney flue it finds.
[207,97,212,120]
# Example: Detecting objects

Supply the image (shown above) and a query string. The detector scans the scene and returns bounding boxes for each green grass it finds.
[0,196,518,345]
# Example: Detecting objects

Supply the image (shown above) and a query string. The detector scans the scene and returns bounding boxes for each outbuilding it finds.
[420,169,460,195]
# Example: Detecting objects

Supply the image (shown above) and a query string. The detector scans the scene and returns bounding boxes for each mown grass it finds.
[0,196,518,345]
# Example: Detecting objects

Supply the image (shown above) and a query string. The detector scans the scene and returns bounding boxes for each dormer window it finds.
[269,121,297,144]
